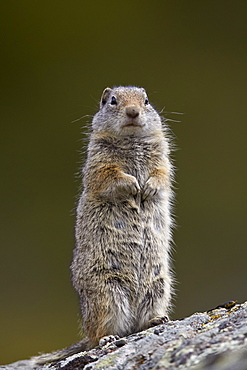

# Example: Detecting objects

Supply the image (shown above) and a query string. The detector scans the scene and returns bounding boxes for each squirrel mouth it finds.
[123,119,144,127]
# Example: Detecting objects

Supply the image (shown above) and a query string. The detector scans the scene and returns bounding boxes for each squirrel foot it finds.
[99,335,120,347]
[148,315,169,328]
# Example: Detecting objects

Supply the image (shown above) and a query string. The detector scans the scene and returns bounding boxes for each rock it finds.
[1,301,247,370]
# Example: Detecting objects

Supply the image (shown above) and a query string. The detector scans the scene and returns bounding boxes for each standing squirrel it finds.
[34,86,174,365]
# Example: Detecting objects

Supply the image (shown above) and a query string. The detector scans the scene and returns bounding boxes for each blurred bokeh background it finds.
[1,1,247,364]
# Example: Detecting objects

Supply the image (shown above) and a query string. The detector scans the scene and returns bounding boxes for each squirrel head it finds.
[92,86,163,138]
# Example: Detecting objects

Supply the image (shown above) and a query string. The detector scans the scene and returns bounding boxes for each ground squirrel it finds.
[34,86,174,365]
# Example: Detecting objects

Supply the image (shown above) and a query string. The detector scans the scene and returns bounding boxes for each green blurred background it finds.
[1,0,247,364]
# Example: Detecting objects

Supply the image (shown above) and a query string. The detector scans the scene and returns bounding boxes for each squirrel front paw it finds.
[142,177,160,200]
[116,173,140,196]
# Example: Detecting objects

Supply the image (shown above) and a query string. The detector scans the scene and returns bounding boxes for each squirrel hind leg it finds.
[135,276,171,332]
[83,280,135,345]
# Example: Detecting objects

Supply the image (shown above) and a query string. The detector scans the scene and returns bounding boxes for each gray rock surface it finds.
[1,301,247,370]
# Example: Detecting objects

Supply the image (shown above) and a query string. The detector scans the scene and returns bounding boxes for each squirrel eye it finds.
[144,98,149,105]
[110,96,117,105]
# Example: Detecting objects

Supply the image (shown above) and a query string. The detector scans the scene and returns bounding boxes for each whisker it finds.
[71,115,92,124]
[165,118,182,123]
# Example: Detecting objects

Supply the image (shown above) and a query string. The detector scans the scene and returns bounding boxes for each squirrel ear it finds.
[100,88,112,107]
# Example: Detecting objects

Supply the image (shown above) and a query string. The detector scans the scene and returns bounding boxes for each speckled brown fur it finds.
[72,86,174,346]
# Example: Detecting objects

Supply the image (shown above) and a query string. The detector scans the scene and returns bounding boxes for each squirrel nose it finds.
[125,105,140,119]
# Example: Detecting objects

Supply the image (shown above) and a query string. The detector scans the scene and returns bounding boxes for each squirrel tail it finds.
[31,337,90,366]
